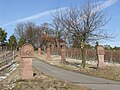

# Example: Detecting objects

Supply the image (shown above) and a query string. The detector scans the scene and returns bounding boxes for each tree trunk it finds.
[81,47,86,68]
[11,45,13,51]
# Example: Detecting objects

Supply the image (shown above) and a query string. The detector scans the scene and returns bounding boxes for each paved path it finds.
[33,58,120,90]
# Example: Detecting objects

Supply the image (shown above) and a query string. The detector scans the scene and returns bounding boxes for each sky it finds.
[0,0,120,47]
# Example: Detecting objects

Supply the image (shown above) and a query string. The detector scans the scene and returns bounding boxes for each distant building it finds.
[40,32,65,50]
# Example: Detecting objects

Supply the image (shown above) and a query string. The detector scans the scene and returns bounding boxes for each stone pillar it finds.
[51,44,54,54]
[60,42,67,64]
[97,45,105,69]
[20,43,34,80]
[38,48,41,56]
[46,44,51,60]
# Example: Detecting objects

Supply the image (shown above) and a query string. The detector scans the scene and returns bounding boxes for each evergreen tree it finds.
[0,28,7,50]
[8,35,17,50]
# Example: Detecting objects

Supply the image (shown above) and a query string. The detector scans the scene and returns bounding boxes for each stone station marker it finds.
[20,43,34,79]
[38,48,41,56]
[97,45,105,69]
[60,42,67,64]
[46,44,51,60]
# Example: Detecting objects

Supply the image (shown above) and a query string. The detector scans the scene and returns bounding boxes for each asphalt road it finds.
[33,58,120,90]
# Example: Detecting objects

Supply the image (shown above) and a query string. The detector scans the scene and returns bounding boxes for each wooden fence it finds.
[0,51,17,70]
[51,47,120,63]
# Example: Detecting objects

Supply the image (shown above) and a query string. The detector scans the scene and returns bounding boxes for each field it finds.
[35,52,120,81]
[0,57,90,90]
[51,48,120,63]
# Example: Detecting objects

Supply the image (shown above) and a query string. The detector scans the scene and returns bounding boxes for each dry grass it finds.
[0,56,90,90]
[72,66,120,81]
[62,65,120,81]
[50,48,120,63]
[11,68,89,90]
[35,52,120,82]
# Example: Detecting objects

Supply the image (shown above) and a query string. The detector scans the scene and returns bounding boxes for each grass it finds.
[0,56,90,90]
[10,67,90,90]
[0,63,13,76]
[35,52,120,82]
[59,64,120,81]
[12,78,89,90]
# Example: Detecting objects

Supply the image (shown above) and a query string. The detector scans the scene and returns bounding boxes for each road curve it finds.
[33,58,120,90]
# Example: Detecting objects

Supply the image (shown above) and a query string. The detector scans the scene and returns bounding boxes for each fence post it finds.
[4,53,8,65]
[110,50,113,63]
[13,50,15,62]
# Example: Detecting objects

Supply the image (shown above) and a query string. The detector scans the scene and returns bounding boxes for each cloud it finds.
[79,0,117,22]
[2,7,68,27]
[94,0,118,12]
[1,0,118,27]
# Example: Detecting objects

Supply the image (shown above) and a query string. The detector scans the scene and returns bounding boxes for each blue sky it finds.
[0,0,120,47]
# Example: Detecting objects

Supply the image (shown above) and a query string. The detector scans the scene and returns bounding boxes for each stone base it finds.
[97,55,105,69]
[60,59,68,65]
[97,62,105,69]
[38,48,41,56]
[21,58,33,80]
[46,57,51,60]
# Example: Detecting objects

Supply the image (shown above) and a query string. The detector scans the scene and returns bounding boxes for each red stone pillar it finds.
[97,45,105,69]
[20,43,34,80]
[61,43,67,64]
[38,48,41,56]
[21,58,33,79]
[47,45,51,60]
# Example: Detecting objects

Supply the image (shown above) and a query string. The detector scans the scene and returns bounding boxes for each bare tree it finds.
[14,23,25,40]
[41,23,55,36]
[52,0,111,67]
[52,19,63,39]
[15,22,42,48]
[15,22,55,48]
